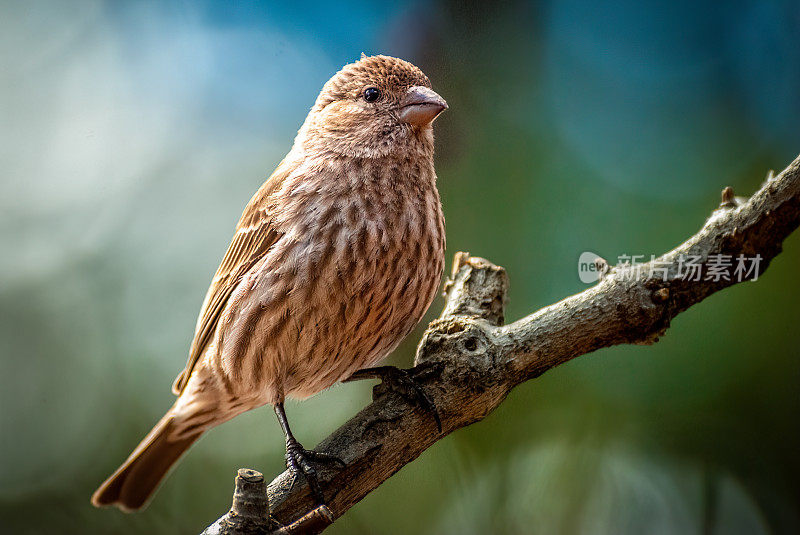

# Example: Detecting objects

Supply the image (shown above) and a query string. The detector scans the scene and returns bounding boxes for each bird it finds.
[91,54,448,512]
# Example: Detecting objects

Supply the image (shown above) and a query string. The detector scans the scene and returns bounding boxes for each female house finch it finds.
[92,55,447,511]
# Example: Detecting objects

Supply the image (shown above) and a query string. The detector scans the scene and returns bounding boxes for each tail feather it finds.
[91,411,202,512]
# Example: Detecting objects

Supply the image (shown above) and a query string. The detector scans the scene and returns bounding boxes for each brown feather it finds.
[91,411,201,511]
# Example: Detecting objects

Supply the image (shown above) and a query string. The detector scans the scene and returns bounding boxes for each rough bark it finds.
[202,154,800,534]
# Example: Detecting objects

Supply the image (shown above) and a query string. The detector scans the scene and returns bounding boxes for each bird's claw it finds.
[284,439,345,504]
[345,366,442,433]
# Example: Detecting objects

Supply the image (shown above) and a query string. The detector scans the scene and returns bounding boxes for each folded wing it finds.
[172,162,292,394]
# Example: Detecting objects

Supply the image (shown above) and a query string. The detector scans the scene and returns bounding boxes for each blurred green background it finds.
[2,1,799,533]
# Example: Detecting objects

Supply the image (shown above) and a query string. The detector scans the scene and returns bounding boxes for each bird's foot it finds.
[345,365,442,433]
[285,438,345,504]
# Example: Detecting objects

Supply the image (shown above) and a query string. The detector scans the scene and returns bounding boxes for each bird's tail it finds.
[91,409,203,512]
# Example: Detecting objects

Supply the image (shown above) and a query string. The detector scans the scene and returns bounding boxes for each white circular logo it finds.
[578,251,603,284]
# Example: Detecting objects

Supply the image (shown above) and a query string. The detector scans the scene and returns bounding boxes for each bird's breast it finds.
[216,157,445,402]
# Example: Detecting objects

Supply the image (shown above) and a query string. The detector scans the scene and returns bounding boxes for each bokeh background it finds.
[2,1,799,533]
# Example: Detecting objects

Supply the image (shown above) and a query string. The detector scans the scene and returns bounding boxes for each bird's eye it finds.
[363,87,380,102]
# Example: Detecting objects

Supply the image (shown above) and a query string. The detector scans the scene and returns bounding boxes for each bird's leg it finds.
[273,403,345,504]
[344,366,442,433]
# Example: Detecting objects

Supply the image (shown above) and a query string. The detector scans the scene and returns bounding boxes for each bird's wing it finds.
[171,162,291,395]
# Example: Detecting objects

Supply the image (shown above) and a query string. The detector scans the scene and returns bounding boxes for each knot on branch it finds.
[411,253,514,424]
[440,251,509,325]
[416,253,509,374]
[415,317,495,371]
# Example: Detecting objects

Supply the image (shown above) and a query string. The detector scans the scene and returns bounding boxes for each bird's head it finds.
[296,55,447,159]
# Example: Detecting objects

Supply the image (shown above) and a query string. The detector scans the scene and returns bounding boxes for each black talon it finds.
[274,403,345,504]
[345,365,442,433]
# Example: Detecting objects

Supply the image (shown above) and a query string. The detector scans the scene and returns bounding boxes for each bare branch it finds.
[202,154,800,534]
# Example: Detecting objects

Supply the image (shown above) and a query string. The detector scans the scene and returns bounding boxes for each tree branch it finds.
[202,154,800,534]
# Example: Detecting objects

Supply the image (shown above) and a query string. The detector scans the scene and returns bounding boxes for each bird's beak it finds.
[398,86,448,127]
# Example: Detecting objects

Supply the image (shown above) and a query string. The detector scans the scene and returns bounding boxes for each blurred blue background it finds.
[1,1,799,533]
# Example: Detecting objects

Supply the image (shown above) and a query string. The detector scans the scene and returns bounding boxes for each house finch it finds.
[91,54,447,512]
